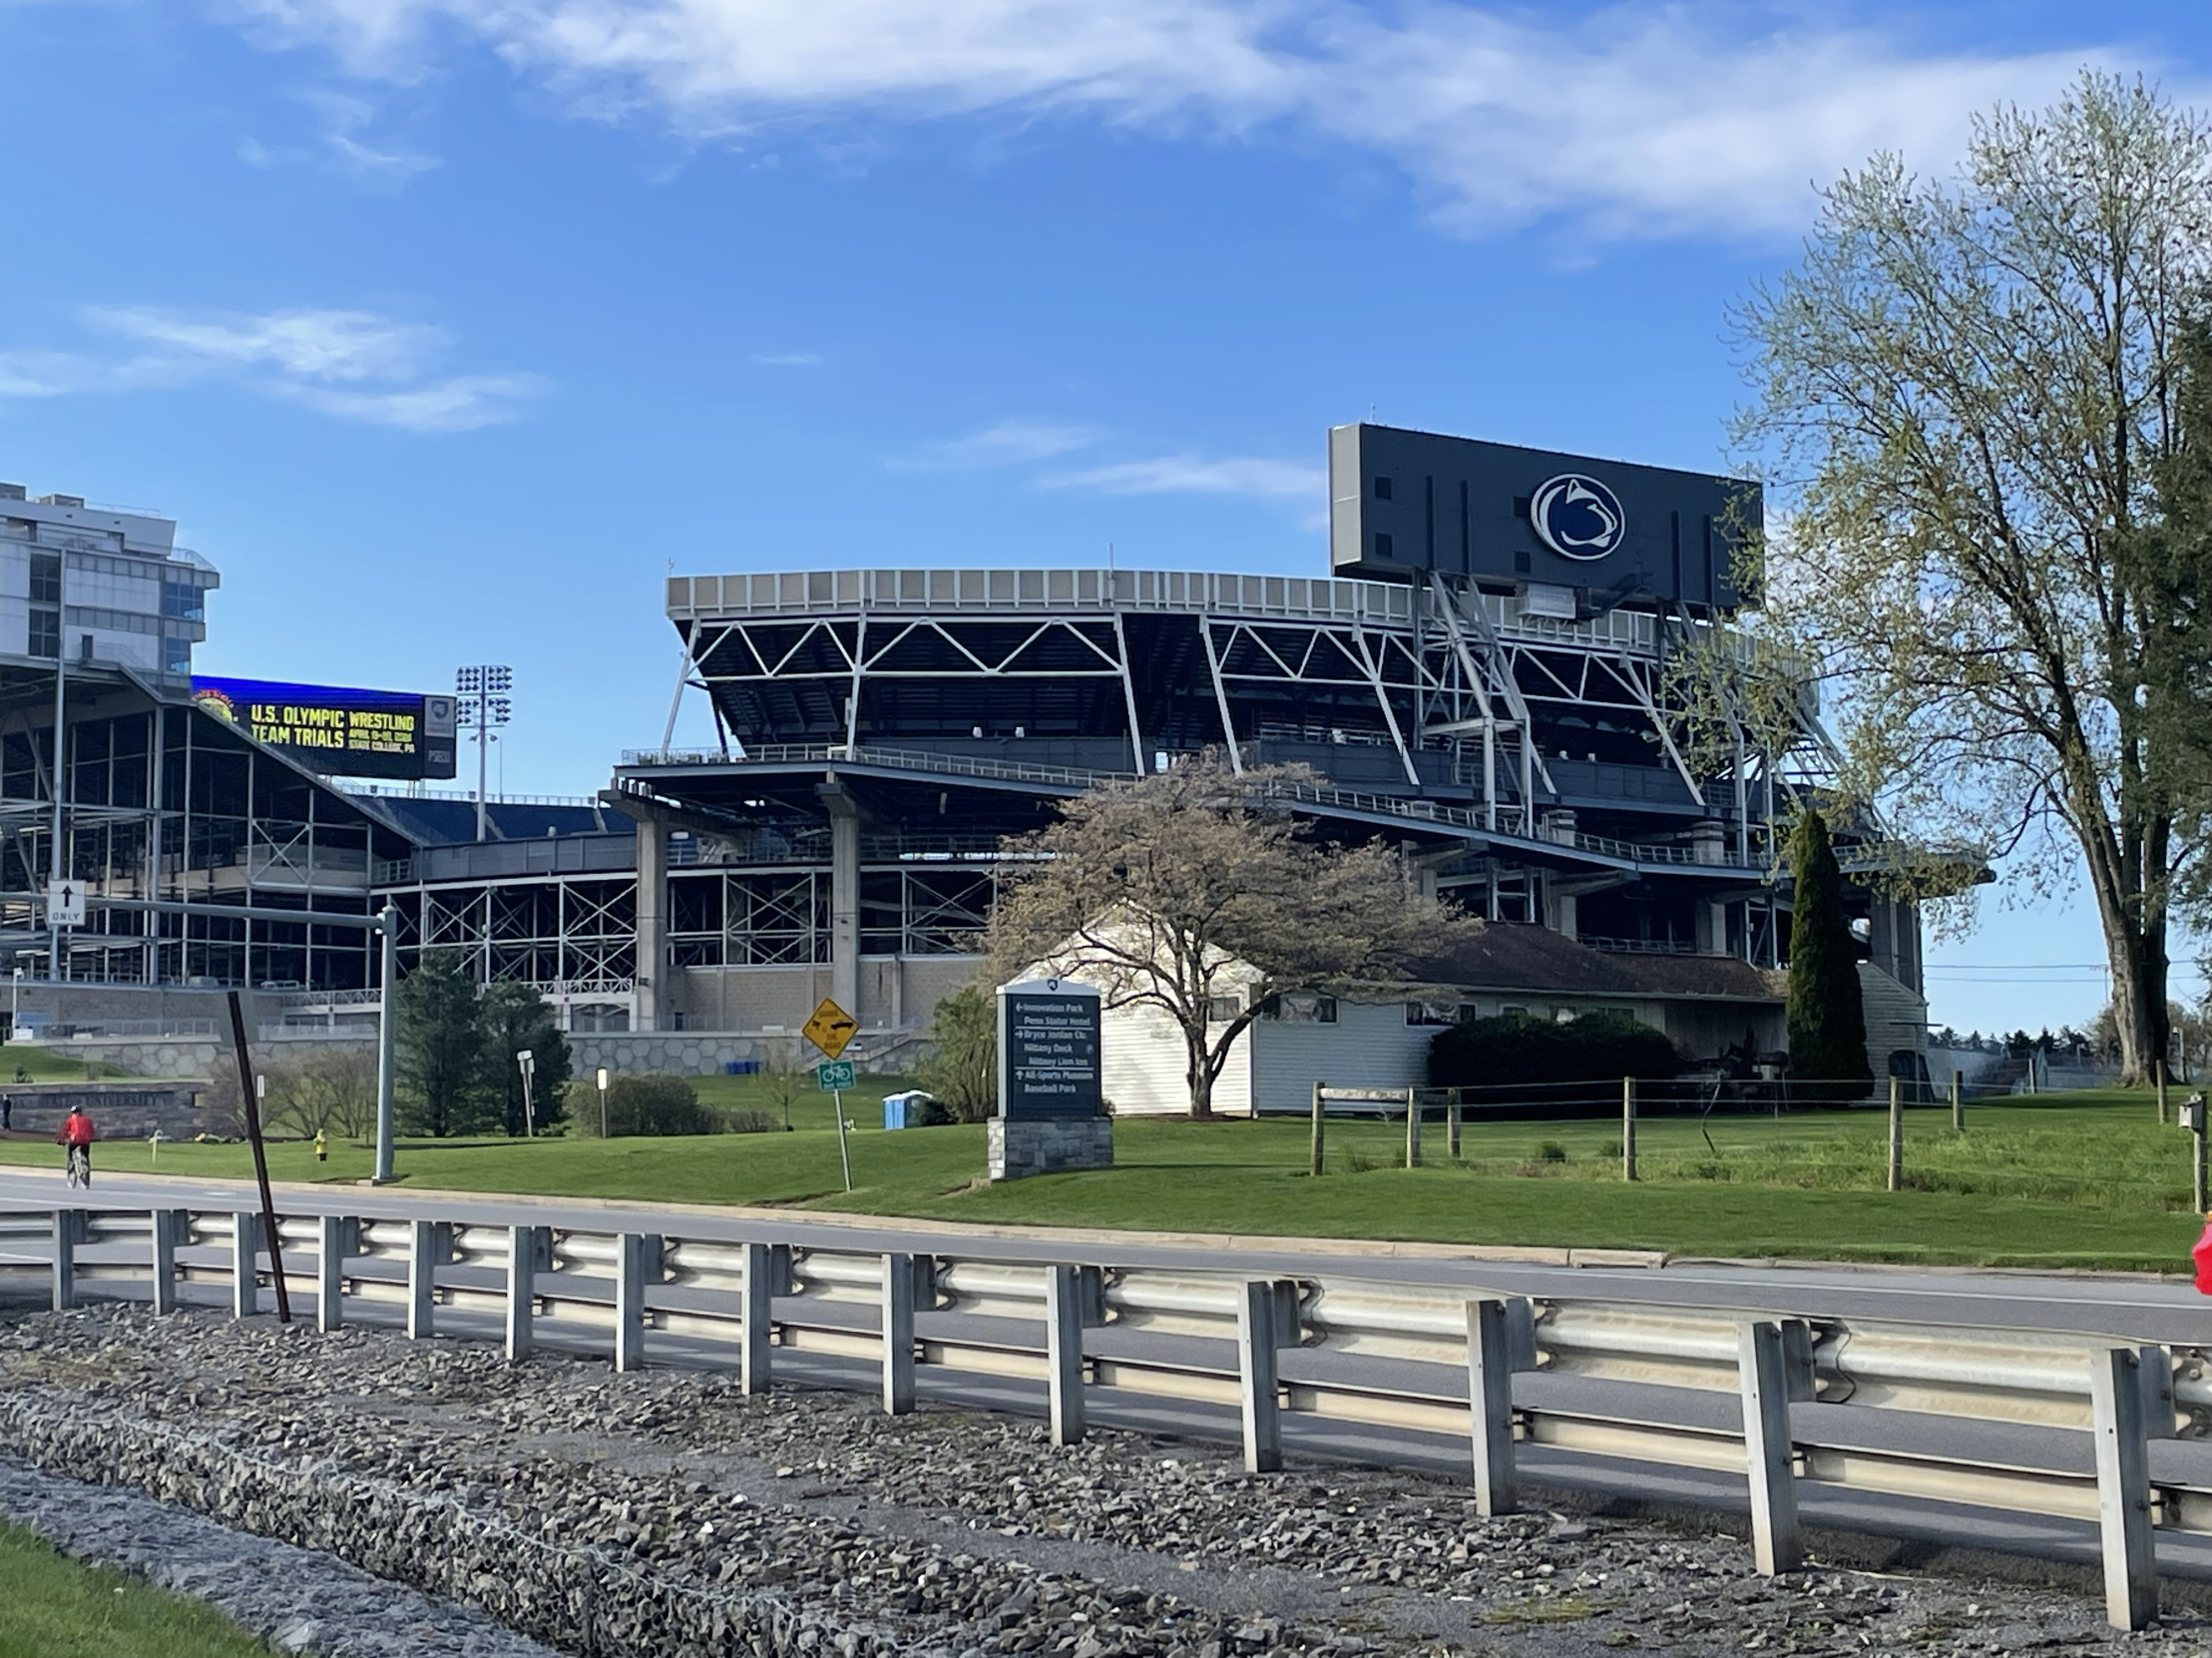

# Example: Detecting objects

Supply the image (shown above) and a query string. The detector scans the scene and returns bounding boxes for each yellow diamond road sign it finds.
[804,998,859,1060]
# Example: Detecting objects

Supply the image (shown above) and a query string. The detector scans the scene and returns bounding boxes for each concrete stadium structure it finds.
[0,429,1932,1076]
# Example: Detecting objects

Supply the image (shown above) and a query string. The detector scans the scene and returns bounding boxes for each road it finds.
[2,1162,2209,1343]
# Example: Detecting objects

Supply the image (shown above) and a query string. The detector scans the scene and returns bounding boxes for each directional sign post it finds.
[803,998,859,1060]
[804,1000,860,1193]
[46,881,85,930]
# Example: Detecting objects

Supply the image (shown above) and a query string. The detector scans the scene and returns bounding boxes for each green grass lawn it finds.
[1,1083,2205,1270]
[0,1043,138,1082]
[0,1521,272,1658]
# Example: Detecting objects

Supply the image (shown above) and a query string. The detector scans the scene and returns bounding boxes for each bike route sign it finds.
[995,977,1104,1120]
[816,1059,856,1092]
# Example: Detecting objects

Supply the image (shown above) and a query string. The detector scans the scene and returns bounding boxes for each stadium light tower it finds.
[455,665,513,842]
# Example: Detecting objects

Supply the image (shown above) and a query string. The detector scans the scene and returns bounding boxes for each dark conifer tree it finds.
[1785,807,1872,1088]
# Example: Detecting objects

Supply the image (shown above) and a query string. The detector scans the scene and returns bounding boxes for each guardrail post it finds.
[1950,1069,1964,1132]
[150,1209,184,1317]
[230,1211,260,1319]
[1309,1082,1325,1177]
[50,1211,79,1312]
[1466,1296,1516,1516]
[407,1220,437,1339]
[1887,1076,1904,1192]
[1622,1077,1637,1182]
[317,1214,349,1333]
[1738,1320,1802,1573]
[615,1232,654,1373]
[1780,1318,1817,1403]
[882,1252,917,1415]
[1237,1279,1282,1474]
[506,1224,541,1362]
[741,1241,773,1395]
[1045,1264,1086,1446]
[2090,1345,2158,1630]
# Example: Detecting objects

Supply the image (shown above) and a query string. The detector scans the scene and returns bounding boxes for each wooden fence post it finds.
[2157,1058,2169,1125]
[1448,1097,1462,1161]
[1621,1077,1637,1182]
[1309,1083,1325,1177]
[1466,1297,1516,1517]
[1950,1069,1964,1132]
[1739,1320,1803,1574]
[1887,1076,1904,1192]
[1404,1088,1421,1170]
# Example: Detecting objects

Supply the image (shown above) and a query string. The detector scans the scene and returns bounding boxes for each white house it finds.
[1102,923,1789,1117]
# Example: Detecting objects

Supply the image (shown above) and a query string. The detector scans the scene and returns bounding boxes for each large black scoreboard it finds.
[1328,423,1761,614]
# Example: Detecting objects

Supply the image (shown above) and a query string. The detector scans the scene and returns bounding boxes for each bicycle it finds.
[65,1143,90,1189]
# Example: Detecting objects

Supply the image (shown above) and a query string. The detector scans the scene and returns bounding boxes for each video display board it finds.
[1328,423,1762,613]
[191,677,459,780]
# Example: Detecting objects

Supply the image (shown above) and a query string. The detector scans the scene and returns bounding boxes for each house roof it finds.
[1393,924,1785,1004]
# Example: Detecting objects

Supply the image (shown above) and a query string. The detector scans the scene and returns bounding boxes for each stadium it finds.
[0,425,1930,1081]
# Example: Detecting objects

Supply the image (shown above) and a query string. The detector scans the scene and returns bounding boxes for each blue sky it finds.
[1,0,2205,1034]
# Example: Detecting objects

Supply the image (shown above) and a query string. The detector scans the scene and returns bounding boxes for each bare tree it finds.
[1731,73,2212,1083]
[986,754,1480,1119]
[758,1035,808,1129]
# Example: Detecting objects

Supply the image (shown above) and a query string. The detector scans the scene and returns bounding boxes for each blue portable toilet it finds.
[882,1089,932,1130]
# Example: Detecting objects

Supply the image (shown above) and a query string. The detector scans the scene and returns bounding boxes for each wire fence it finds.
[1297,1075,2207,1205]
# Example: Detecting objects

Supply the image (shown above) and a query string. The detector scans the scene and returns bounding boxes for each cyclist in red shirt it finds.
[57,1104,95,1188]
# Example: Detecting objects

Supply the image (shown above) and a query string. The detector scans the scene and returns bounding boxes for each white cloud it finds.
[280,371,550,431]
[891,419,1106,470]
[221,0,2162,240]
[0,305,543,433]
[88,305,442,381]
[1043,452,1323,504]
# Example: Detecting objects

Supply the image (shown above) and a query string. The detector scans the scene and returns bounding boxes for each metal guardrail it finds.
[0,1202,2181,1629]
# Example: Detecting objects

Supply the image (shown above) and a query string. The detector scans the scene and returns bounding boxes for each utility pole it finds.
[373,903,399,1184]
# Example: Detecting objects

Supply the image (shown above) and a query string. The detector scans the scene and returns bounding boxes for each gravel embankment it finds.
[0,1455,567,1657]
[0,1301,2201,1656]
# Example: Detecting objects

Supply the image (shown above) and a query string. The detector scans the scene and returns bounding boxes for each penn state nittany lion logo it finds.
[1530,474,1626,561]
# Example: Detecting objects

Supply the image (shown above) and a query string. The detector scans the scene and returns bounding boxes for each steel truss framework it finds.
[387,871,637,995]
[653,570,1860,979]
[664,861,1001,967]
[0,685,396,990]
[670,577,1835,852]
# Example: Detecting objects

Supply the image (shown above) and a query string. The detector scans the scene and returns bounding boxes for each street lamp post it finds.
[596,1065,610,1138]
[518,1048,536,1137]
[454,665,513,844]
[372,904,399,1184]
[9,967,20,1039]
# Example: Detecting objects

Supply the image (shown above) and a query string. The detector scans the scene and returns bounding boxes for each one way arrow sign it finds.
[47,881,85,928]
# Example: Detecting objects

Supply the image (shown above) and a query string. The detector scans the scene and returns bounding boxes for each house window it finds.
[1262,992,1337,1024]
[28,553,61,606]
[28,607,59,659]
[1501,1005,1528,1018]
[1373,476,1393,501]
[1207,996,1243,1024]
[1374,532,1394,559]
[1406,1000,1462,1027]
